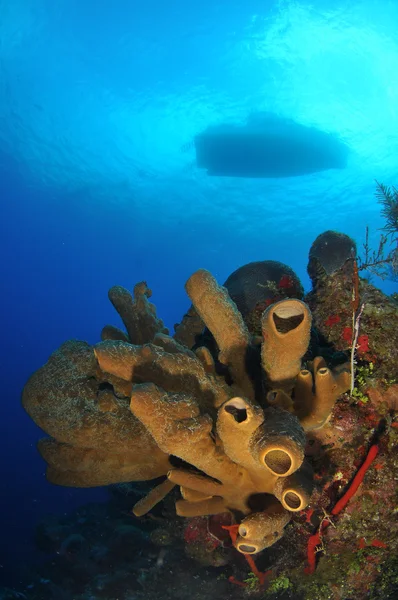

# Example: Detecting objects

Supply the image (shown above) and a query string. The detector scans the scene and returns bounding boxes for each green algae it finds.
[369,555,398,599]
[264,575,293,596]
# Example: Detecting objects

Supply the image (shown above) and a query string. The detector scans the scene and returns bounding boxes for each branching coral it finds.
[22,266,350,555]
[375,180,398,237]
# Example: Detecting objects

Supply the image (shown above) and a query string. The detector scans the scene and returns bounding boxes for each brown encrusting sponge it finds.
[22,264,351,555]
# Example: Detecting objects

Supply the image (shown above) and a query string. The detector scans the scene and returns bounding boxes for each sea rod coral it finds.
[22,267,350,555]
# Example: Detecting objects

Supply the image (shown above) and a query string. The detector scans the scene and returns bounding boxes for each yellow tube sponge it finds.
[94,340,230,413]
[37,437,170,486]
[261,299,312,388]
[101,324,129,342]
[130,384,313,535]
[22,267,330,556]
[273,461,314,512]
[216,397,305,479]
[293,357,351,431]
[107,282,168,344]
[130,383,243,487]
[133,479,176,517]
[22,340,170,486]
[235,499,291,554]
[185,269,254,399]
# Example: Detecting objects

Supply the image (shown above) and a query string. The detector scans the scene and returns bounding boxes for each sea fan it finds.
[375,180,398,235]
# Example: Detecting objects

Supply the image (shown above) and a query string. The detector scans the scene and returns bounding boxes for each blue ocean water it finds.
[1,0,397,595]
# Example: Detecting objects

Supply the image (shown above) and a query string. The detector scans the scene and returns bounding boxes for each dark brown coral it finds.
[306,231,398,380]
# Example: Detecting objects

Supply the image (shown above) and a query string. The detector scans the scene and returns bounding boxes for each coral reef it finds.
[23,264,350,558]
[223,260,304,336]
[174,259,304,345]
[22,340,171,486]
[19,229,398,600]
[306,230,398,380]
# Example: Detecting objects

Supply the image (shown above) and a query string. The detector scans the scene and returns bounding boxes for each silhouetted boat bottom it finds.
[194,113,349,178]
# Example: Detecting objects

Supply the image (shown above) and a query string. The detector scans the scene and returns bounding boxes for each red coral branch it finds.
[305,444,379,574]
[359,537,388,549]
[342,326,353,342]
[330,444,378,516]
[325,315,341,326]
[370,539,387,548]
[222,524,271,587]
[356,334,370,354]
[228,576,246,587]
[278,275,294,289]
